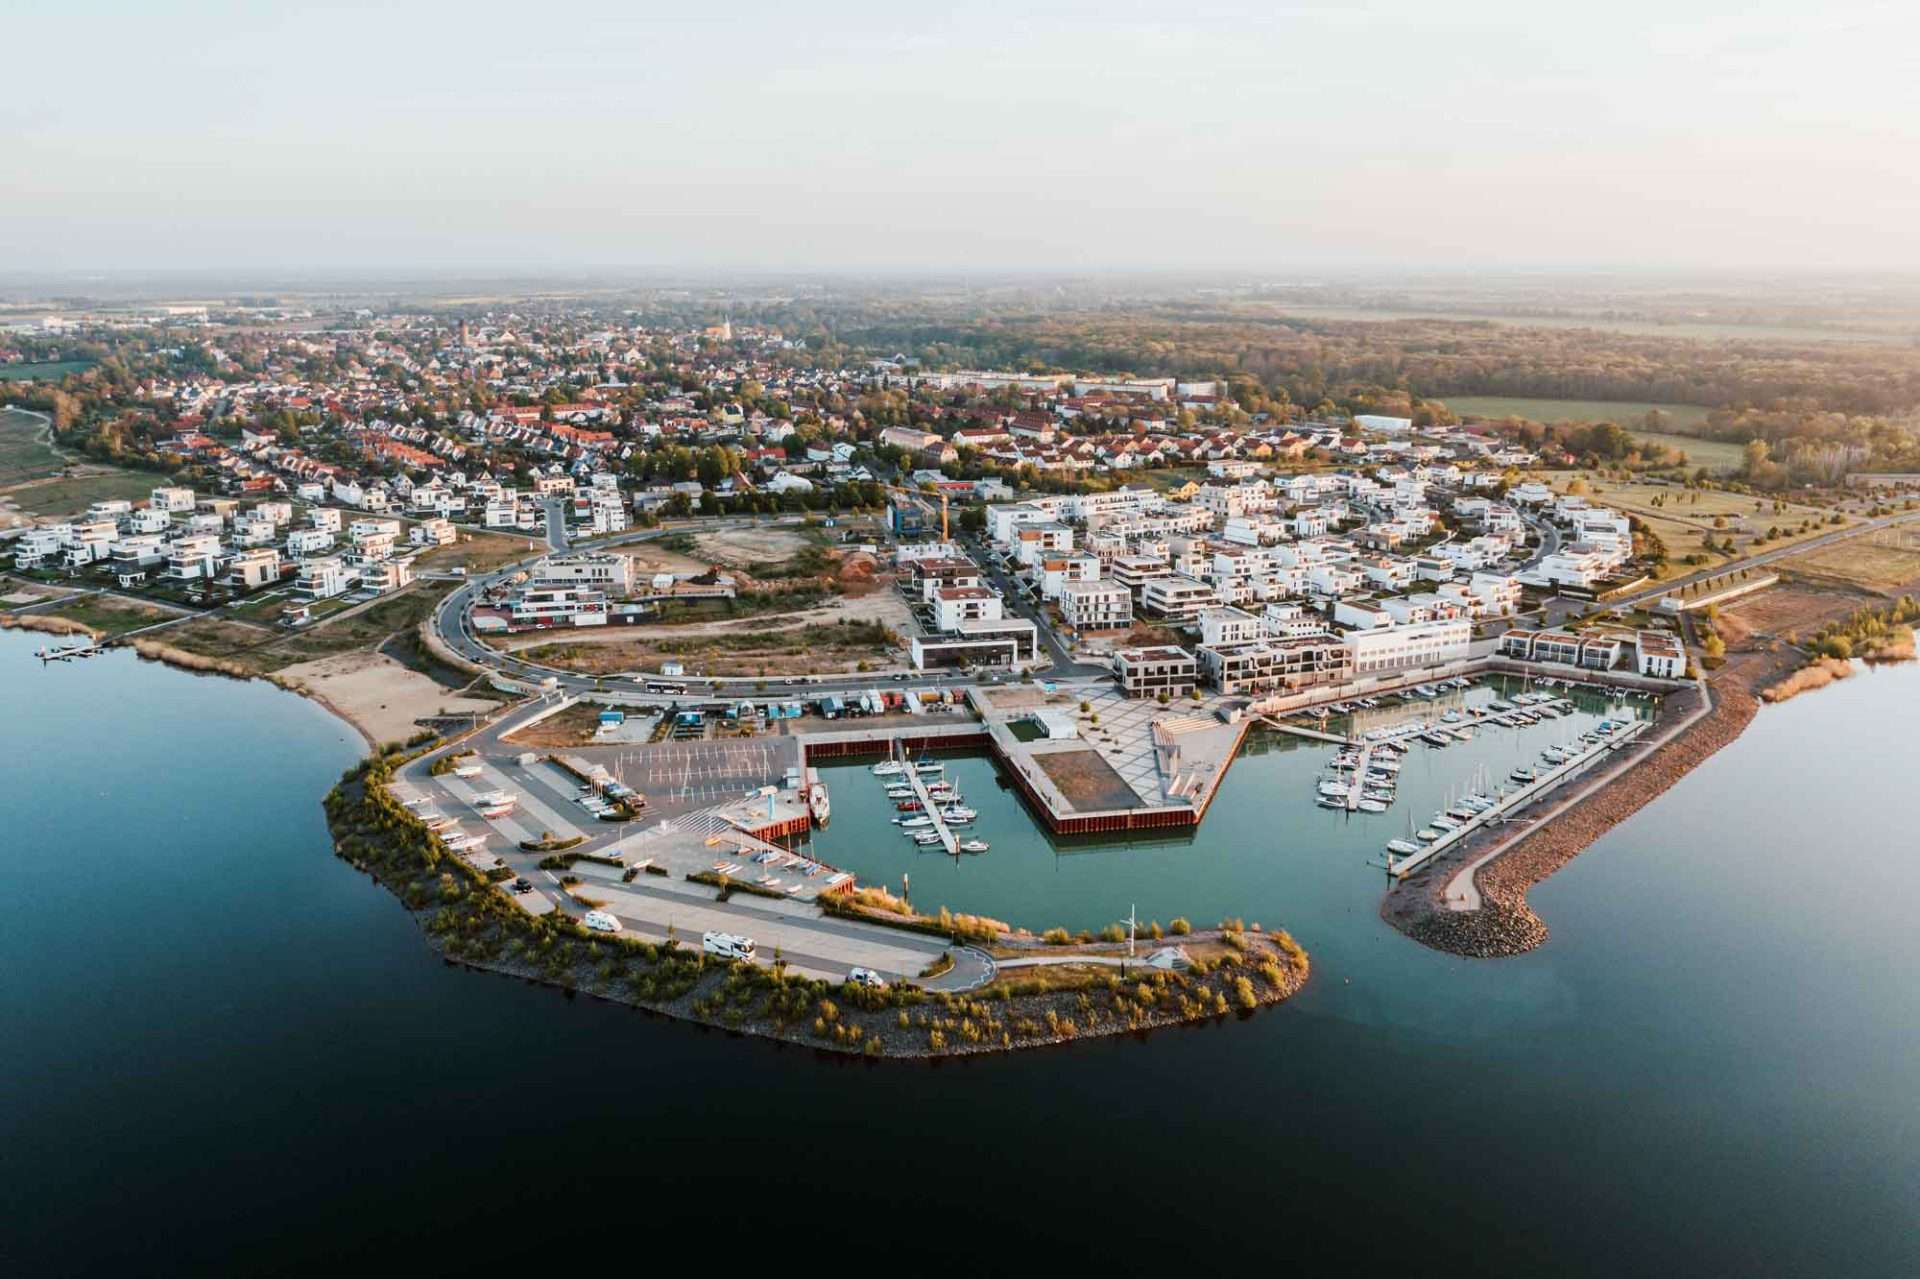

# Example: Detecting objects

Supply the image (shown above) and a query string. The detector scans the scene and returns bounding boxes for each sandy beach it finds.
[278,648,497,748]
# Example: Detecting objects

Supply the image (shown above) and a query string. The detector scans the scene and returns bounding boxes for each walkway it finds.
[1441,678,1716,910]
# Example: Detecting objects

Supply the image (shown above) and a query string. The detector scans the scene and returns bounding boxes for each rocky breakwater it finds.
[1387,674,1760,959]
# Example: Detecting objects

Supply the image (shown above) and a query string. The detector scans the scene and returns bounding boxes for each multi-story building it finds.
[164,533,223,582]
[296,556,351,600]
[532,551,633,594]
[1197,605,1262,648]
[910,618,1039,670]
[1197,634,1354,695]
[1115,645,1198,699]
[1345,617,1472,675]
[410,517,457,547]
[1058,579,1133,631]
[932,586,1004,631]
[288,528,334,557]
[226,547,282,590]
[150,486,197,513]
[1140,574,1218,622]
[1635,629,1685,678]
[510,586,608,627]
[1498,628,1623,670]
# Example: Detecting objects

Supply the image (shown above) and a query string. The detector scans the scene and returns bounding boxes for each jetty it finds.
[1384,718,1650,879]
[1341,743,1376,811]
[890,744,958,856]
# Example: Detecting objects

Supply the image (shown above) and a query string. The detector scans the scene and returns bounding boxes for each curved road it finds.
[430,512,1108,705]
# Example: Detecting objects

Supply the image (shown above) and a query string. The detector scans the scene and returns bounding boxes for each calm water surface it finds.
[2,631,1914,1274]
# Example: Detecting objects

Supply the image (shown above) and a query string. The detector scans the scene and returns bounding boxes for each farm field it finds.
[1443,396,1714,431]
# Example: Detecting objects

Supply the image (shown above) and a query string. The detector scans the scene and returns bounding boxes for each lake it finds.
[2,629,1914,1275]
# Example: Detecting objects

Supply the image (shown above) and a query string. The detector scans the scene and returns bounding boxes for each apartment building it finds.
[933,586,1004,630]
[1635,629,1685,678]
[1197,605,1263,647]
[532,551,633,594]
[1059,579,1133,631]
[1346,617,1472,675]
[1197,634,1355,695]
[1115,646,1198,699]
[1140,573,1219,622]
[1499,628,1624,670]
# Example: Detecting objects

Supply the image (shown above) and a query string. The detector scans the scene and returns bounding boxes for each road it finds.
[1606,507,1920,609]
[429,515,1110,706]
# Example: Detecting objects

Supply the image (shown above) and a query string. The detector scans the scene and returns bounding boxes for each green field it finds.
[0,407,65,483]
[0,360,94,382]
[1632,431,1748,472]
[1442,396,1714,431]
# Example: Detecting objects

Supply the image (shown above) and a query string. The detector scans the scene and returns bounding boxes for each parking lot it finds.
[600,738,802,804]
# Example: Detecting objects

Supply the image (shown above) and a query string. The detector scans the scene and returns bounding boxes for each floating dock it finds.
[1386,718,1650,879]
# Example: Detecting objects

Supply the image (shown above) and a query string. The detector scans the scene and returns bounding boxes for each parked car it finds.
[847,967,888,989]
[582,911,622,934]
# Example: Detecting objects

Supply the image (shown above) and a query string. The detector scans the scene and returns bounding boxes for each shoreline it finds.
[325,753,1310,1059]
[1,609,449,753]
[326,741,1320,1052]
[1380,639,1803,959]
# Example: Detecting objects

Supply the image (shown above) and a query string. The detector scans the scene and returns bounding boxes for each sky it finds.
[4,0,1919,276]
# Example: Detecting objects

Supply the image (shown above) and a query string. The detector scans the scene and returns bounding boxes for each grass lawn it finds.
[1442,395,1714,430]
[5,469,164,517]
[0,407,64,484]
[1132,467,1210,492]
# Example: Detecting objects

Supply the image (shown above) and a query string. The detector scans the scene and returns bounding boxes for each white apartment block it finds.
[533,551,633,594]
[1059,579,1133,631]
[1345,618,1472,675]
[1140,574,1220,622]
[150,486,197,514]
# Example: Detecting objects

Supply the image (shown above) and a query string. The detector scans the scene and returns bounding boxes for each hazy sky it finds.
[5,0,1918,274]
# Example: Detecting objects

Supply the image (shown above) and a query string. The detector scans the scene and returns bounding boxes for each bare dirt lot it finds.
[518,613,901,678]
[500,703,615,749]
[691,525,813,566]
